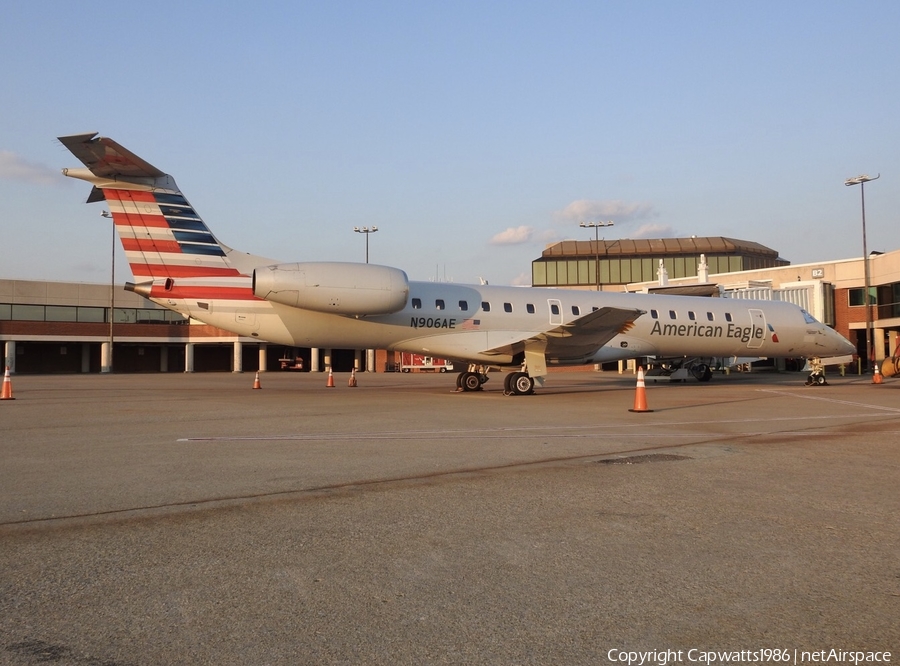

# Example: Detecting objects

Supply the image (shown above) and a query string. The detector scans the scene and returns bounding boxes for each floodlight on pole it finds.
[353,226,379,263]
[845,173,880,372]
[579,220,614,290]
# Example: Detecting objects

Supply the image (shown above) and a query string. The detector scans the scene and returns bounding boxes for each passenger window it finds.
[550,303,560,315]
[412,298,422,310]
[669,310,677,319]
[707,312,714,321]
[650,309,658,319]
[459,300,468,311]
[481,302,491,312]
[435,299,445,310]
[504,303,513,313]
[526,303,535,314]
[725,312,733,322]
[572,306,580,316]
[688,311,696,321]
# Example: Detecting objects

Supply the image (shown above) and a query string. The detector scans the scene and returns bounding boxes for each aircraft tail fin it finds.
[59,133,266,302]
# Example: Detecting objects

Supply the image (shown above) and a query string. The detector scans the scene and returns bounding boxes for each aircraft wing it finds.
[482,306,645,358]
[58,132,166,180]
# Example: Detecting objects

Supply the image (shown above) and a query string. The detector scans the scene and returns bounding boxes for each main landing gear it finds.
[456,369,489,392]
[455,365,537,395]
[503,371,535,396]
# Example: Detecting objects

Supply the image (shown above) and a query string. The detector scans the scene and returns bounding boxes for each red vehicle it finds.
[400,353,453,373]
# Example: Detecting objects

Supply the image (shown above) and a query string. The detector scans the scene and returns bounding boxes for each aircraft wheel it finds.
[503,373,515,395]
[511,372,535,395]
[462,371,482,391]
[691,363,712,382]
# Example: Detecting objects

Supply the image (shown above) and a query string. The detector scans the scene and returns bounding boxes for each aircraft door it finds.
[548,299,563,326]
[747,309,765,349]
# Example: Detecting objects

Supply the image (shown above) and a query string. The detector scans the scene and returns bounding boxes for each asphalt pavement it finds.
[1,369,898,665]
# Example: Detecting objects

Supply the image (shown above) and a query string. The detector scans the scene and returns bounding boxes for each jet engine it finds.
[252,262,409,316]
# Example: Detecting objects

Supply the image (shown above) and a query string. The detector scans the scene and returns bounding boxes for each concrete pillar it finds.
[889,331,899,359]
[100,341,112,373]
[160,346,169,373]
[258,343,267,372]
[324,349,333,370]
[310,347,320,372]
[185,343,195,373]
[233,341,243,373]
[81,343,91,373]
[354,350,362,371]
[874,328,886,362]
[366,348,376,372]
[4,340,16,374]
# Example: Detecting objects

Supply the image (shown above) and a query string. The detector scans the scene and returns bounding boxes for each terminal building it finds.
[3,237,900,374]
[532,236,789,289]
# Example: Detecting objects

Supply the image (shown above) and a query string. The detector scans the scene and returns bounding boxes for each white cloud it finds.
[510,272,532,286]
[0,151,59,185]
[632,223,676,238]
[555,199,657,224]
[490,225,534,245]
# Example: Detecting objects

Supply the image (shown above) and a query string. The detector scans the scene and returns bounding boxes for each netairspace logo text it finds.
[606,648,892,666]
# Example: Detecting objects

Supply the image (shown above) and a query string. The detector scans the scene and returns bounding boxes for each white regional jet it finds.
[59,133,856,395]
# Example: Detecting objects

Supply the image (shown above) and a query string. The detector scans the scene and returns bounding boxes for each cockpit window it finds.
[800,309,818,325]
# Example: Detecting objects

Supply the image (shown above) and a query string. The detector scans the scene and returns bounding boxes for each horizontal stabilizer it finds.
[58,133,166,180]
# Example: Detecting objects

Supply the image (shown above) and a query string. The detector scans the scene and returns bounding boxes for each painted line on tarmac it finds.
[757,389,900,413]
[177,412,871,442]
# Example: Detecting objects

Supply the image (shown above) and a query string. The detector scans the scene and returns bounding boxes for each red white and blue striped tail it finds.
[59,132,270,302]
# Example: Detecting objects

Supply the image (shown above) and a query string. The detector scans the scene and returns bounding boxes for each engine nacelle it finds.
[253,262,409,316]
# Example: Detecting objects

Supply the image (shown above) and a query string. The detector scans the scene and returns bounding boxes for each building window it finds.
[77,307,105,323]
[11,305,45,321]
[848,287,877,307]
[44,306,78,322]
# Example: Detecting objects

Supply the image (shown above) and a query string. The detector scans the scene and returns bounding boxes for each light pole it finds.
[579,220,614,290]
[102,210,114,373]
[353,226,378,263]
[845,173,880,372]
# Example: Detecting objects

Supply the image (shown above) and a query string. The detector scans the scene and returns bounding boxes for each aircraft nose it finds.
[828,326,856,355]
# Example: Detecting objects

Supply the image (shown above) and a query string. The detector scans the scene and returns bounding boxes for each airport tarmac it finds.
[1,369,898,665]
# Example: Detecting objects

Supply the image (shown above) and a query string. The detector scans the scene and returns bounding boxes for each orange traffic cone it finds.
[326,367,335,388]
[348,368,358,387]
[252,371,262,389]
[628,366,653,413]
[873,363,883,384]
[1,366,14,401]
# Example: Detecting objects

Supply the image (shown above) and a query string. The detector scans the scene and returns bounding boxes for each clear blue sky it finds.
[2,1,898,286]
